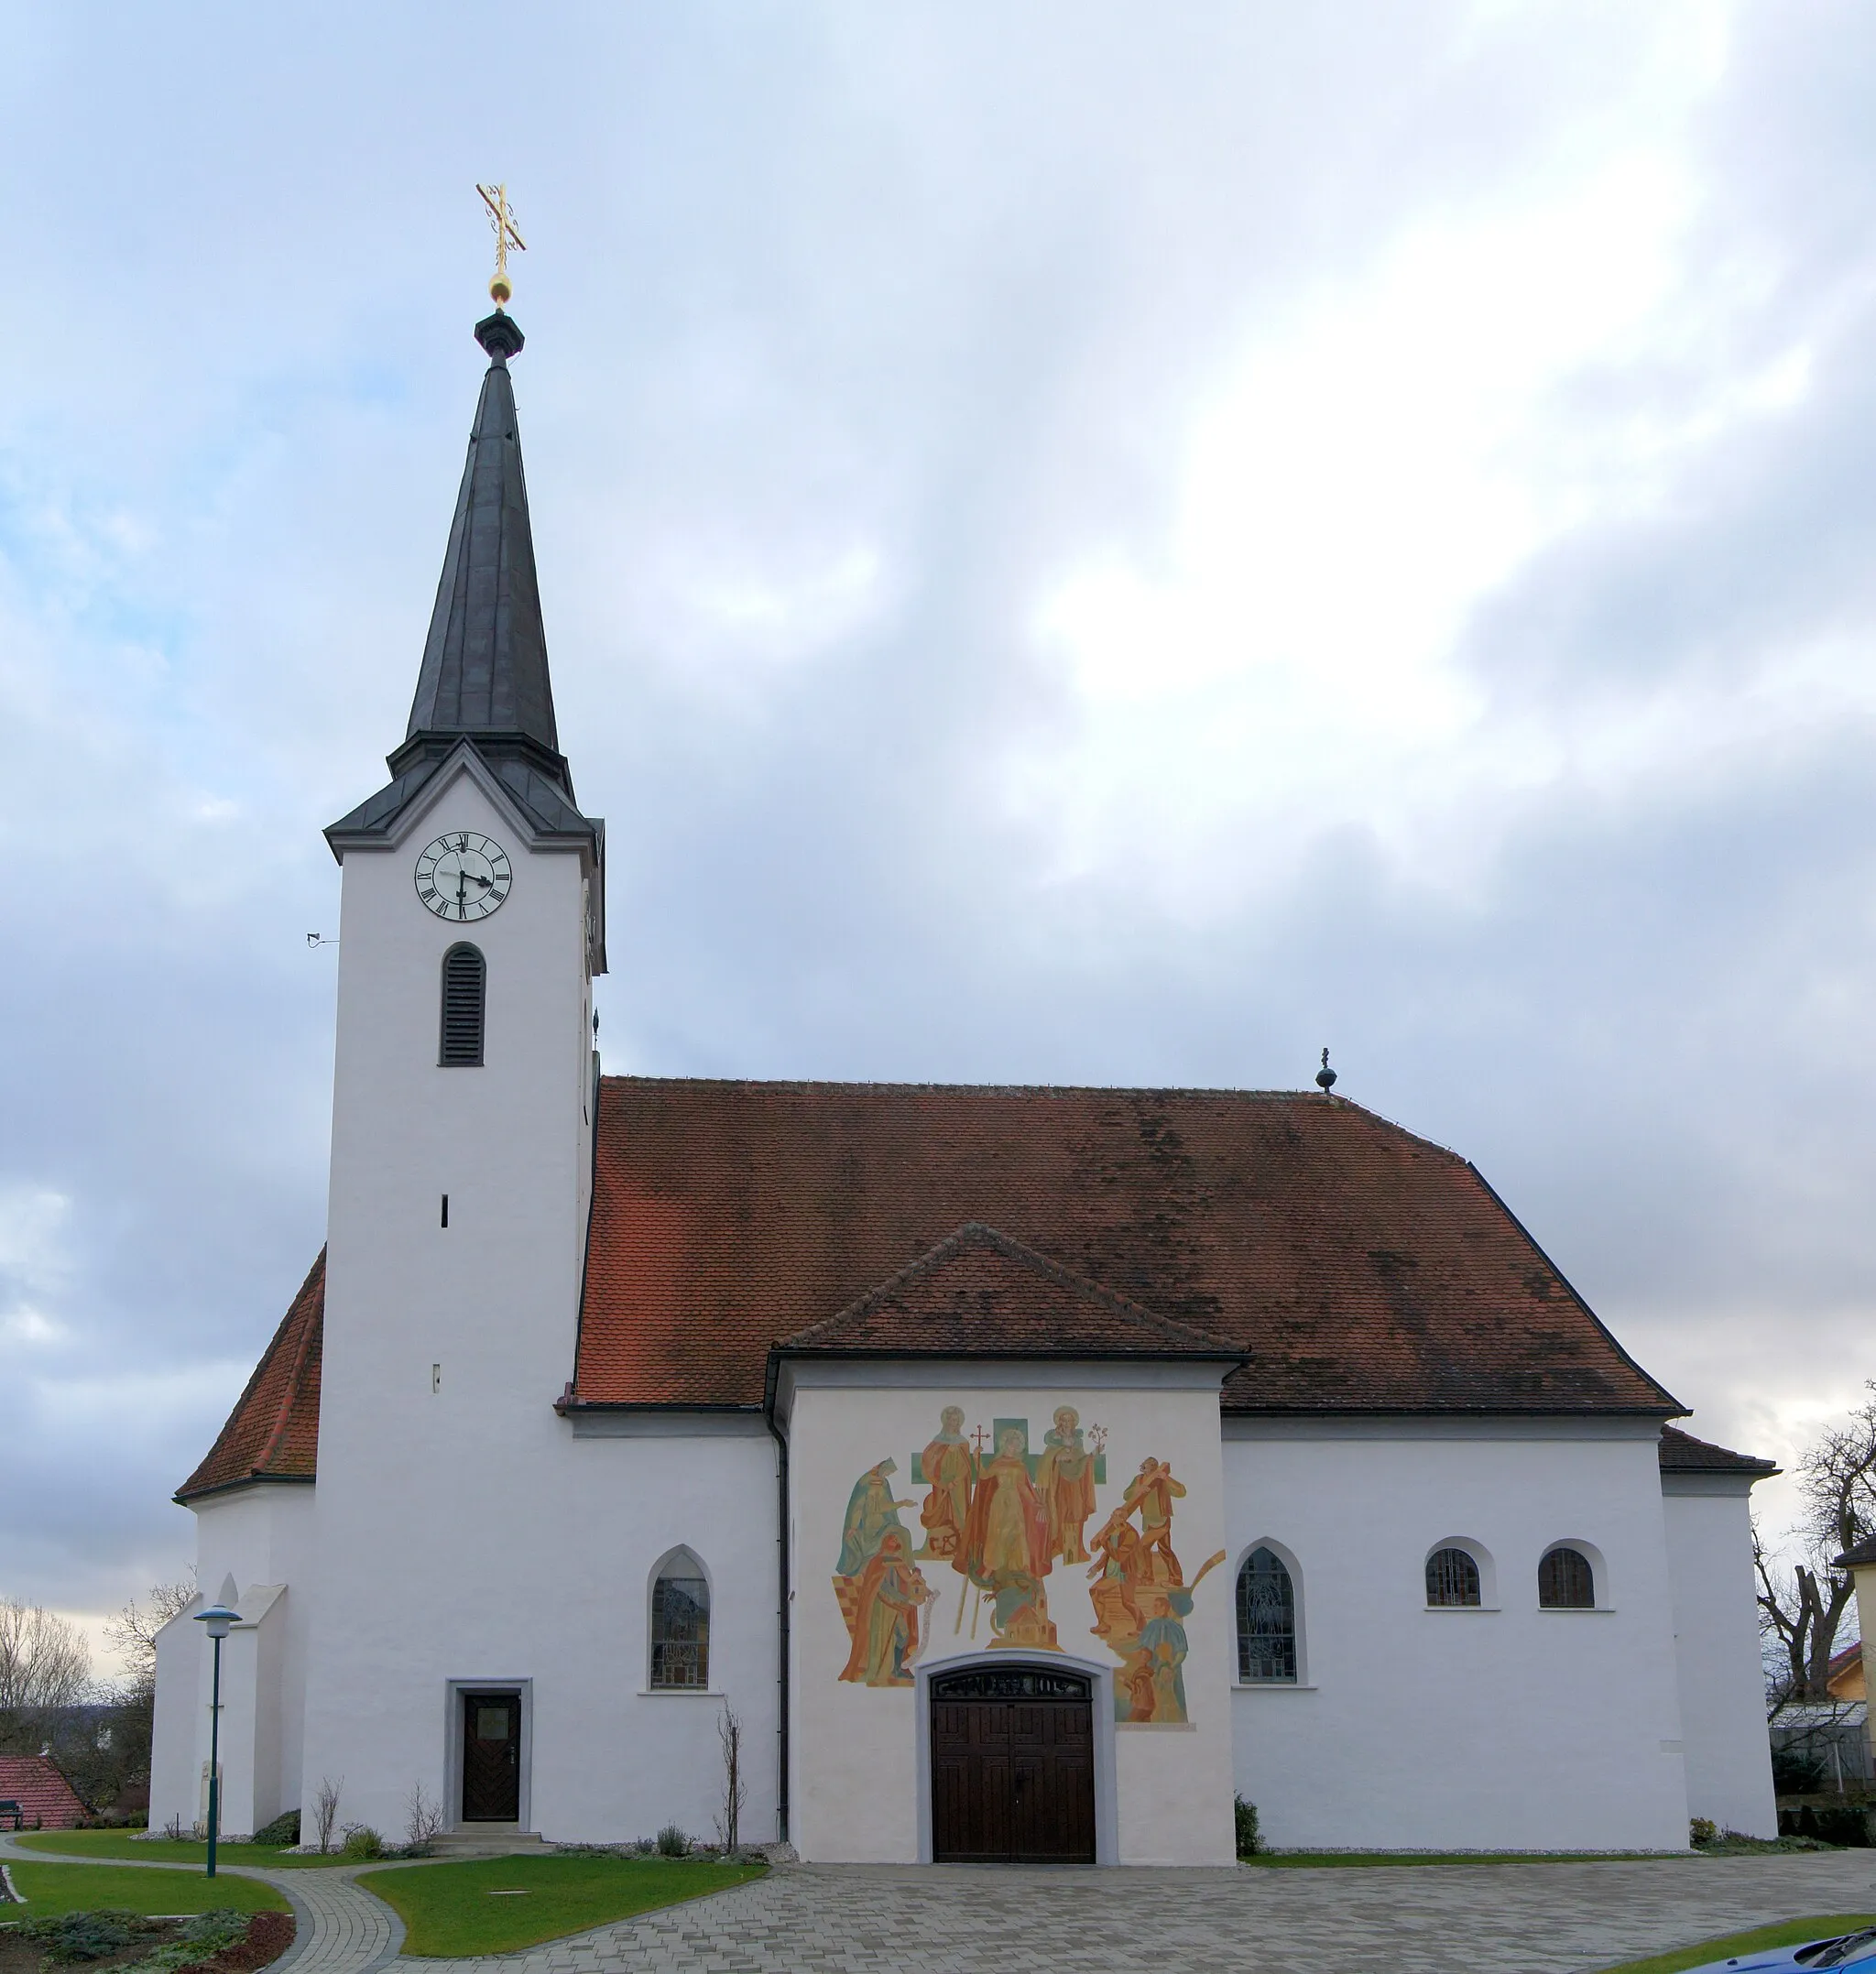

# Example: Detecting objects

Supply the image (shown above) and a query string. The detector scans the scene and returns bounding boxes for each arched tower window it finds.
[1236,1546,1298,1683]
[439,944,485,1066]
[649,1551,710,1689]
[1426,1546,1482,1608]
[1538,1545,1596,1609]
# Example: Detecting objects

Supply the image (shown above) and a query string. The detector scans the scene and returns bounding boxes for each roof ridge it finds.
[780,1220,1242,1356]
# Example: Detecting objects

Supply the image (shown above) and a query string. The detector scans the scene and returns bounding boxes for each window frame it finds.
[1235,1542,1303,1685]
[1537,1541,1607,1611]
[1423,1540,1496,1610]
[646,1545,713,1694]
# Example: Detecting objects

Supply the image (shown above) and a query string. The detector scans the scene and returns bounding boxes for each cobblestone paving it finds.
[0,1834,403,1974]
[401,1853,1876,1974]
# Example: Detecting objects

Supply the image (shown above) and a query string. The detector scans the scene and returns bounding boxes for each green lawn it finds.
[1243,1850,1689,1868]
[1593,1914,1876,1974]
[356,1854,765,1957]
[13,1831,352,1870]
[1,1862,289,1919]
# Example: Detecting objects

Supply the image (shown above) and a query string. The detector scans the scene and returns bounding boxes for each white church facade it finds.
[150,300,1779,1863]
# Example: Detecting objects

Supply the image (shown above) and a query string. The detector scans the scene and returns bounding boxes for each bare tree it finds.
[0,1599,93,1751]
[314,1776,344,1855]
[403,1781,445,1852]
[1757,1382,1876,1706]
[104,1579,196,1704]
[714,1702,746,1853]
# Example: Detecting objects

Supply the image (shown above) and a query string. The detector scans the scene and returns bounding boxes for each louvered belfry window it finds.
[439,944,486,1066]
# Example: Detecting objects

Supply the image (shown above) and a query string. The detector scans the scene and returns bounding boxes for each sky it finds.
[4,0,1876,1678]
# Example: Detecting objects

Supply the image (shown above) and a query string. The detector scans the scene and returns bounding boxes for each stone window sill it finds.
[638,1686,725,1697]
[1236,1681,1319,1691]
[1536,1605,1615,1614]
[1423,1604,1500,1613]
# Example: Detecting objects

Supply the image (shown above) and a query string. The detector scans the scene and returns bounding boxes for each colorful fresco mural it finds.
[833,1460,937,1685]
[1086,1456,1227,1725]
[832,1410,1235,1702]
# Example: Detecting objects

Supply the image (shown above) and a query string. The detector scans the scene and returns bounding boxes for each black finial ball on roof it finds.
[1315,1047,1337,1093]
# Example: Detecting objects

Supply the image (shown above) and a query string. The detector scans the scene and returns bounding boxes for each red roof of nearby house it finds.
[176,1249,324,1503]
[184,1080,1701,1495]
[0,1754,88,1829]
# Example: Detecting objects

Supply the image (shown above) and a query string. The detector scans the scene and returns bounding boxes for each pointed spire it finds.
[398,310,565,786]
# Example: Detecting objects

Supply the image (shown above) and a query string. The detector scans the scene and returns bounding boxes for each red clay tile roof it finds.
[0,1754,88,1828]
[177,1249,324,1503]
[1658,1424,1779,1477]
[778,1222,1245,1361]
[575,1078,1681,1415]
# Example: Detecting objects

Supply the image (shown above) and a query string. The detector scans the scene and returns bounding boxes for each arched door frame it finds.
[912,1647,1119,1865]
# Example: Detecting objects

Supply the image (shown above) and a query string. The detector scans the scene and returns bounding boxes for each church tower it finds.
[300,300,605,1835]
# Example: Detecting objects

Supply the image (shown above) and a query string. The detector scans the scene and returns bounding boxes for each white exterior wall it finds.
[149,1484,316,1839]
[1225,1419,1691,1851]
[784,1362,1237,1867]
[297,758,780,1843]
[1663,1477,1778,1838]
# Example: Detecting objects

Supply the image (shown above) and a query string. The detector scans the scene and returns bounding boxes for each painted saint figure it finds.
[1128,1456,1186,1584]
[917,1406,976,1560]
[1138,1589,1194,1722]
[1035,1406,1096,1564]
[835,1459,914,1576]
[838,1528,934,1686]
[960,1425,1059,1651]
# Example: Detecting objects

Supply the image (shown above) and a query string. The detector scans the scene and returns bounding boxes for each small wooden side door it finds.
[461,1691,520,1822]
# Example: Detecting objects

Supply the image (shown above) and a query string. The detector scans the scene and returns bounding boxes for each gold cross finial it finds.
[476,183,527,307]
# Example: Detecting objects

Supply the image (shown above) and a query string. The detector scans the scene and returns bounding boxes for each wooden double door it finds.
[930,1666,1096,1863]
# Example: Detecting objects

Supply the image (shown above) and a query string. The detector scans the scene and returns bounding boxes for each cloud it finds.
[4,0,1876,1613]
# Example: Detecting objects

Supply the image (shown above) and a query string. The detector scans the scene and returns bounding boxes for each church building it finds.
[149,294,1779,1864]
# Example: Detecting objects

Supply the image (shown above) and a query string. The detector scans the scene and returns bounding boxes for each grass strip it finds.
[2,1864,289,1919]
[1243,1850,1688,1868]
[355,1854,764,1957]
[1591,1914,1876,1974]
[13,1834,351,1871]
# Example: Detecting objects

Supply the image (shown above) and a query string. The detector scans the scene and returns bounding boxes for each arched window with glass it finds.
[1538,1545,1596,1609]
[1425,1545,1482,1608]
[1236,1546,1298,1683]
[649,1549,710,1689]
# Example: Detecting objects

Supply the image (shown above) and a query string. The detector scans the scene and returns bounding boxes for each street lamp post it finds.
[191,1603,239,1880]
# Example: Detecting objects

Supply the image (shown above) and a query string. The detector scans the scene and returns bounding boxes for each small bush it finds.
[341,1824,385,1859]
[23,1912,155,1963]
[655,1823,689,1858]
[1689,1816,1718,1847]
[180,1912,250,1950]
[1234,1794,1261,1858]
[252,1810,300,1848]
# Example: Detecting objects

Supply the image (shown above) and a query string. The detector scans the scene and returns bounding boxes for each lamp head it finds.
[193,1603,238,1641]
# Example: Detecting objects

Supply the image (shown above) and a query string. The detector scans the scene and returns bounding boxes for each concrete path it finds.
[397,1852,1876,1974]
[0,1832,404,1974]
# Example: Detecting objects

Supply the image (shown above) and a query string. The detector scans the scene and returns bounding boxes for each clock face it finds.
[415,833,512,922]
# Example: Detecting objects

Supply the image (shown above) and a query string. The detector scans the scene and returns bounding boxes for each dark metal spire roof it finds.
[327,309,602,889]
[400,311,562,774]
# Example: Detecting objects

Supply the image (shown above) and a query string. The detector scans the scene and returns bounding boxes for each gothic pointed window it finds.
[1538,1545,1595,1609]
[439,944,485,1066]
[1236,1546,1298,1683]
[1426,1546,1483,1607]
[649,1551,709,1690]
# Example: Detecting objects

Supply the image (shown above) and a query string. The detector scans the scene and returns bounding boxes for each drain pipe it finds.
[765,1397,791,1846]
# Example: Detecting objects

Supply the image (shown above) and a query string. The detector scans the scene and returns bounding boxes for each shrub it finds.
[1234,1795,1261,1858]
[252,1810,300,1847]
[341,1824,385,1859]
[180,1912,250,1950]
[23,1912,155,1963]
[655,1823,689,1858]
[1689,1816,1718,1848]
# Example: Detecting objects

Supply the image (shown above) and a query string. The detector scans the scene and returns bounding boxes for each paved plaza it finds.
[12,1834,1876,1974]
